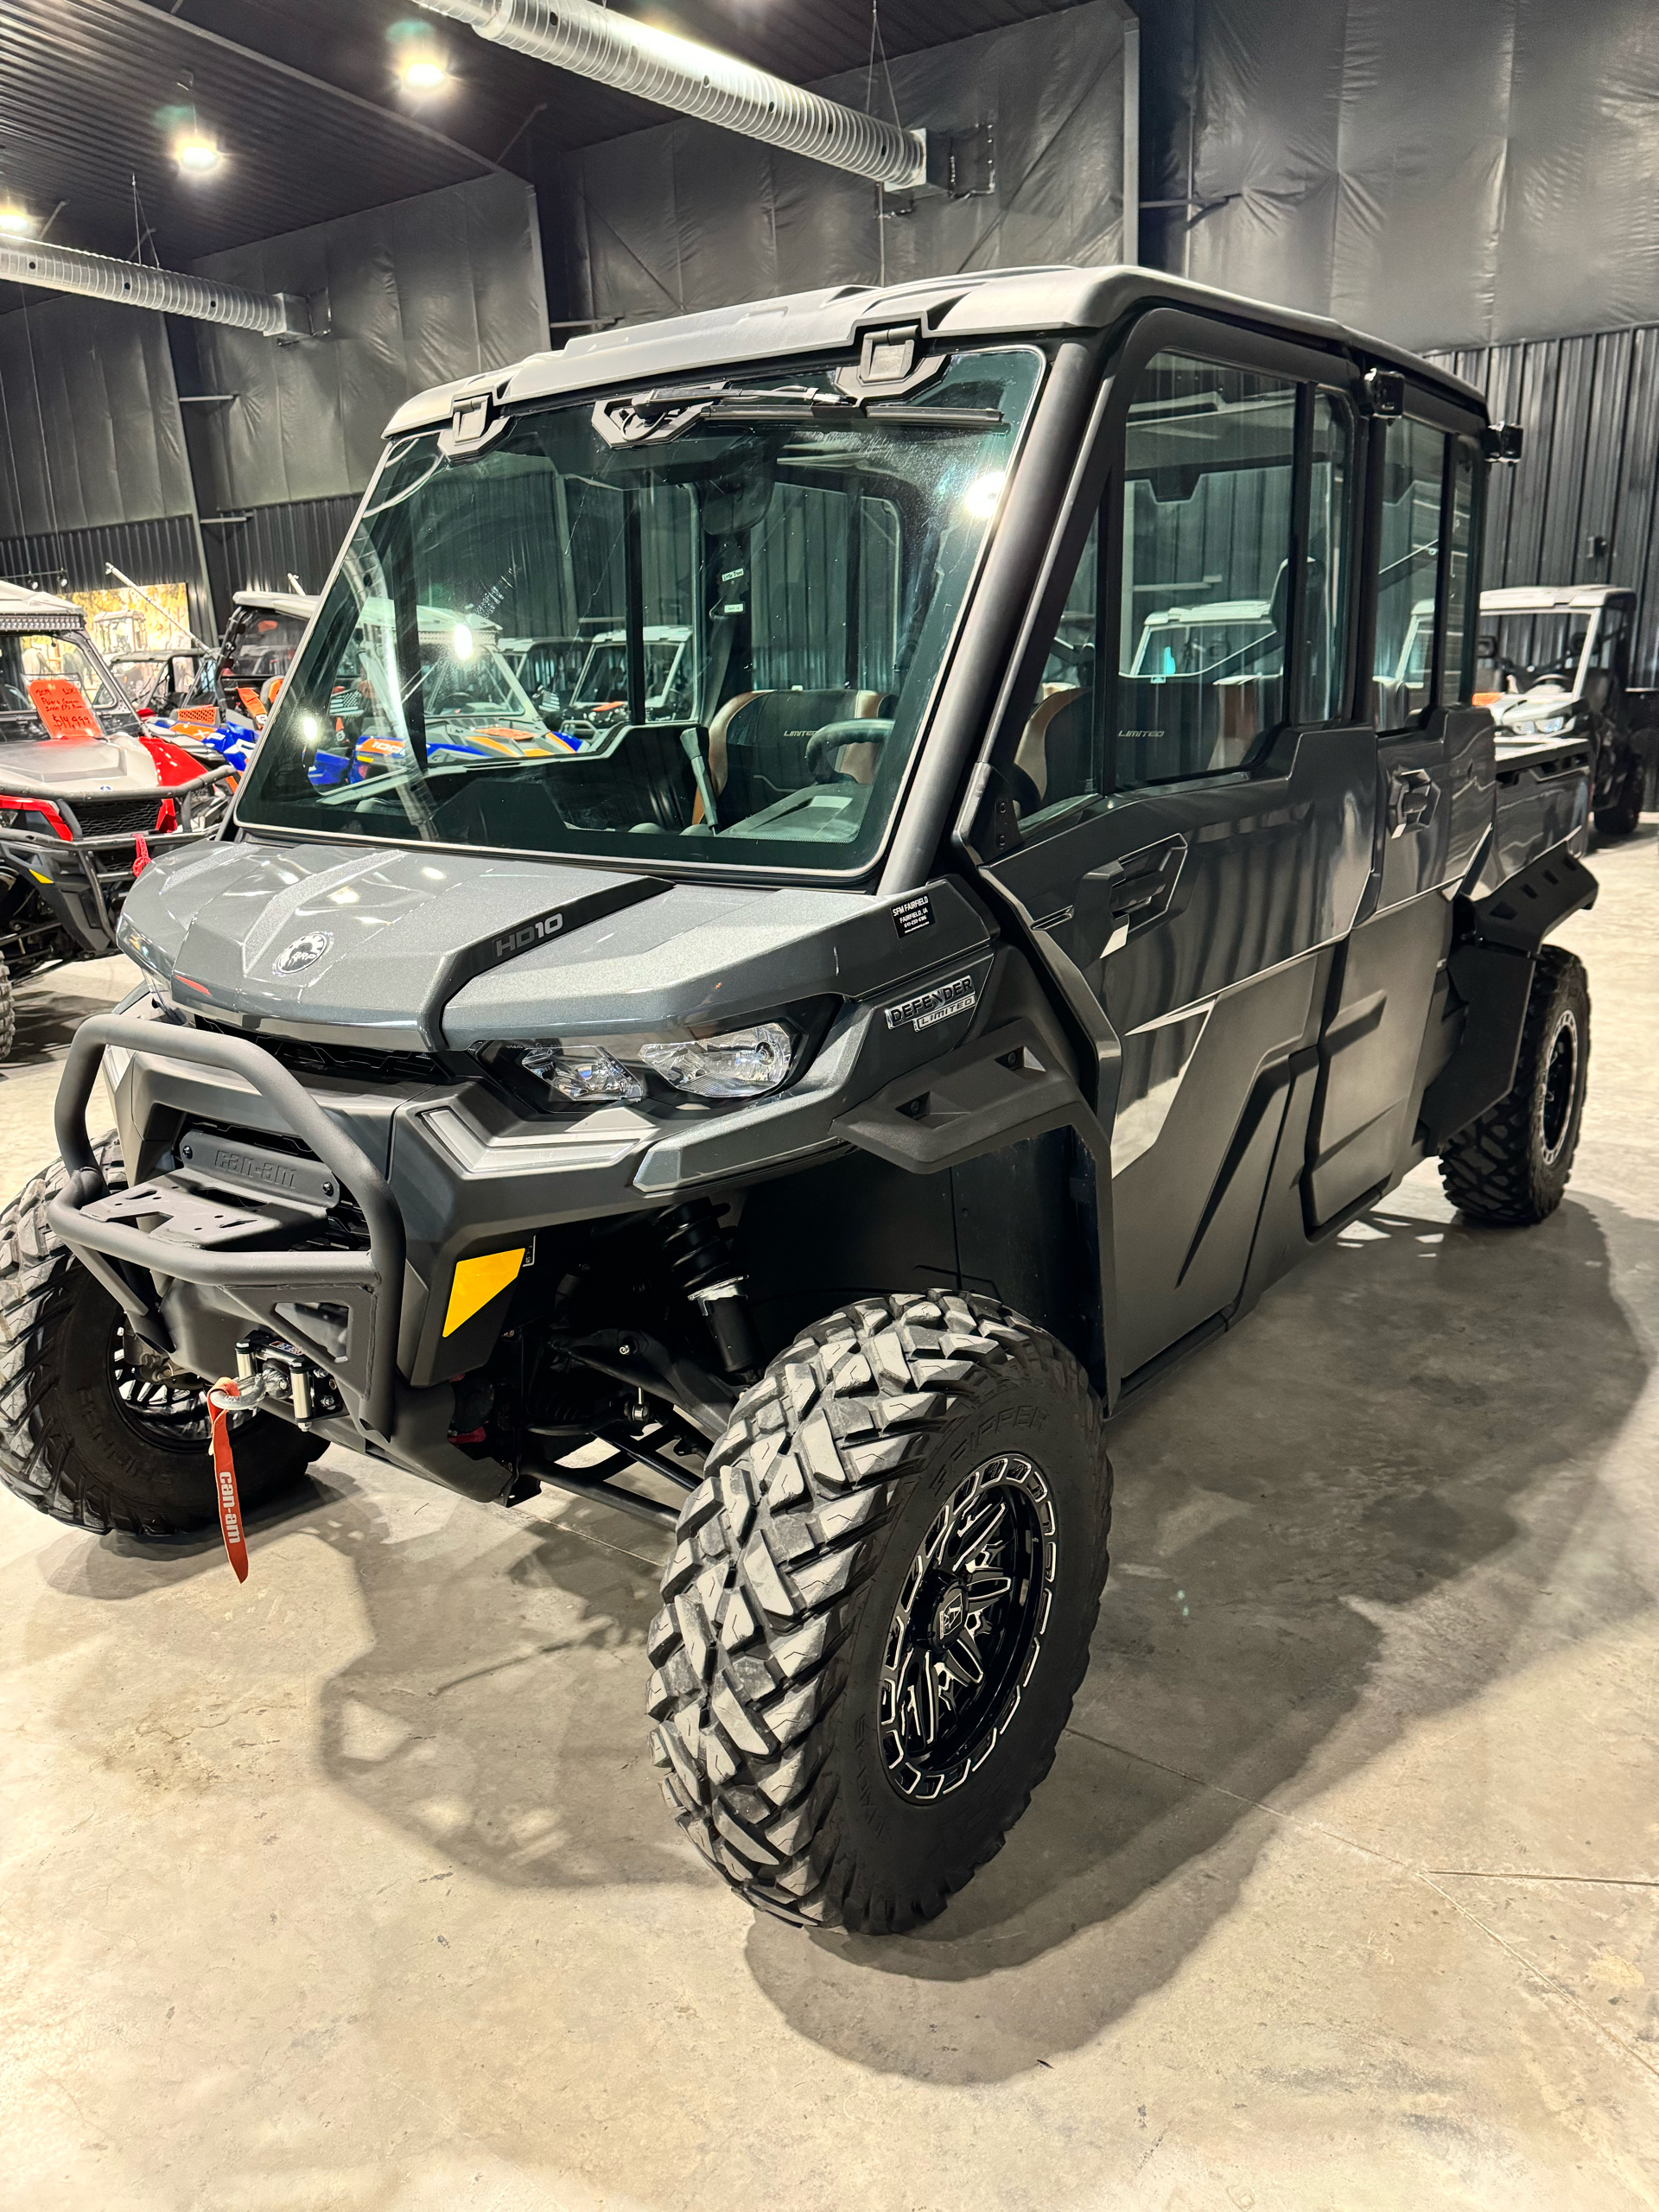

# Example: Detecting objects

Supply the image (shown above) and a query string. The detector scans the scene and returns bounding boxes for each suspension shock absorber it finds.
[663,1198,759,1376]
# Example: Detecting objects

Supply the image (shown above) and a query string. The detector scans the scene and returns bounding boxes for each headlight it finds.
[520,1042,644,1103]
[504,1017,801,1107]
[639,1023,793,1099]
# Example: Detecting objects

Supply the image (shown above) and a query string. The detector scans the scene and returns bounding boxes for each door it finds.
[1305,412,1490,1224]
[975,330,1376,1380]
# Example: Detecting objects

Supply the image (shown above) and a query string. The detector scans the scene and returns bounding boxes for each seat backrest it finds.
[708,689,883,819]
[1013,686,1084,805]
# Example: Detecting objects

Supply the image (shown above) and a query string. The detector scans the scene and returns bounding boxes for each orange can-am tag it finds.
[208,1382,249,1582]
[28,677,104,744]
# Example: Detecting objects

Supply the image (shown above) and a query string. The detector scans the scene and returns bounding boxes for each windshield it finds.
[1475,611,1591,699]
[0,629,126,720]
[236,346,1042,870]
[0,628,124,712]
[1128,608,1277,678]
[228,611,311,686]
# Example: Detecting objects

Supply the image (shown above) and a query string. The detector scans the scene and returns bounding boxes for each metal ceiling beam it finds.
[0,237,315,335]
[419,0,930,188]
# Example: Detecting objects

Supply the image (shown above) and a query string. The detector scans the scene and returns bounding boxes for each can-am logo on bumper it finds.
[272,930,334,975]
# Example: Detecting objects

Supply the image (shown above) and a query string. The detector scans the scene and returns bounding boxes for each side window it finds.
[1118,355,1298,786]
[1372,416,1447,731]
[1439,435,1479,707]
[1300,391,1357,723]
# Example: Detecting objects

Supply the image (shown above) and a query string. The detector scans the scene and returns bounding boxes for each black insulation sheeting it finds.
[1174,0,1659,352]
[559,1,1134,326]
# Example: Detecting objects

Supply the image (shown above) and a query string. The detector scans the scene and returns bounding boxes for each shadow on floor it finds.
[25,1185,1658,2081]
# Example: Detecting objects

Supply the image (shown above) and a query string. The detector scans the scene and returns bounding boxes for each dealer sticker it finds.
[885,973,977,1032]
[892,893,933,938]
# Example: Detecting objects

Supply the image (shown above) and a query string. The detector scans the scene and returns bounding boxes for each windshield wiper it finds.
[594,384,1004,448]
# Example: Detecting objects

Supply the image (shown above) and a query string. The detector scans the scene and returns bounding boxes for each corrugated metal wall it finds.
[198,494,361,618]
[0,513,214,645]
[1425,327,1659,686]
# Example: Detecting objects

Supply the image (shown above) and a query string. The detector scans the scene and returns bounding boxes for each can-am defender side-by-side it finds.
[0,269,1598,1933]
[0,581,236,1055]
[1477,584,1652,838]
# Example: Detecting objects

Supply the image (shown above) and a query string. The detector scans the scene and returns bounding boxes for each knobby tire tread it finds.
[1438,944,1589,1227]
[644,1289,1107,1932]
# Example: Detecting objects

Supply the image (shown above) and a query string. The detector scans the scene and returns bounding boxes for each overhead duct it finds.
[419,0,931,189]
[0,238,320,338]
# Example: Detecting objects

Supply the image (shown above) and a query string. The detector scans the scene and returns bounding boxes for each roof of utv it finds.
[231,588,319,623]
[1480,584,1636,613]
[0,578,85,632]
[385,264,1487,439]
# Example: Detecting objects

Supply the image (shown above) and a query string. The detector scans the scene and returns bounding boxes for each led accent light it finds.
[522,1042,645,1104]
[639,1023,792,1098]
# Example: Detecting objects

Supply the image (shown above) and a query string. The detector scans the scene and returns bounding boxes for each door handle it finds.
[1387,766,1439,836]
[1083,835,1186,957]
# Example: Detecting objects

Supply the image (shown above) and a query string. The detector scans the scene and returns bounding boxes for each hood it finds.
[0,733,163,798]
[117,836,978,1053]
[1489,680,1578,733]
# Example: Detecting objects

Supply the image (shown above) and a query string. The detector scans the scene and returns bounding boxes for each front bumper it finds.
[0,808,228,957]
[49,1014,404,1436]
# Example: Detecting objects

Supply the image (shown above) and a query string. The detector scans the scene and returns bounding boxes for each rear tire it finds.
[1438,945,1590,1227]
[1593,756,1645,839]
[645,1292,1110,1932]
[0,1135,315,1534]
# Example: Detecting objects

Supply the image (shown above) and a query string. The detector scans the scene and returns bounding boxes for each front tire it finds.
[646,1292,1110,1933]
[0,1136,316,1534]
[1439,945,1590,1227]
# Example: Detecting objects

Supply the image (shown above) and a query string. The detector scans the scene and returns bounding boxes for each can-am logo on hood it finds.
[273,930,334,976]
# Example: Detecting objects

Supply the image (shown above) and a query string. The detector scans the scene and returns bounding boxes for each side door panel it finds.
[988,727,1376,1371]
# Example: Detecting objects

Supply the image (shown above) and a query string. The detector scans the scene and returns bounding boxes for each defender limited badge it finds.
[273,930,334,976]
[885,974,976,1032]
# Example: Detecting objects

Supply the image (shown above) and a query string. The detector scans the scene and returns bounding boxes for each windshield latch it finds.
[439,385,512,459]
[833,322,944,402]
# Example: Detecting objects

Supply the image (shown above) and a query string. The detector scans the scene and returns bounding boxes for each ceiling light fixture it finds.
[173,130,222,174]
[399,53,450,90]
[0,204,32,238]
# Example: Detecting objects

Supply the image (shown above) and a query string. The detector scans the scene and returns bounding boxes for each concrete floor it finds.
[2,832,1657,2212]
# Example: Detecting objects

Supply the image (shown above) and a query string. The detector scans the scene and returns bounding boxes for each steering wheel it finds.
[806,719,894,784]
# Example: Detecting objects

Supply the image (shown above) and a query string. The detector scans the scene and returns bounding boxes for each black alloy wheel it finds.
[878,1454,1054,1802]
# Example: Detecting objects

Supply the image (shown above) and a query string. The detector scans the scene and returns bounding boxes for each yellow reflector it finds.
[443,1248,524,1335]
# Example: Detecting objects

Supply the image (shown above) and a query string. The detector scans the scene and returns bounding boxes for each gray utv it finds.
[0,267,1597,1933]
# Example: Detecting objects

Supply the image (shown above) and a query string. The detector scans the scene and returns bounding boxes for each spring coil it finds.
[662,1198,734,1298]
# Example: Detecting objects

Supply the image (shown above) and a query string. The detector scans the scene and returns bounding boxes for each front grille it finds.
[190,1014,454,1089]
[63,795,168,837]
